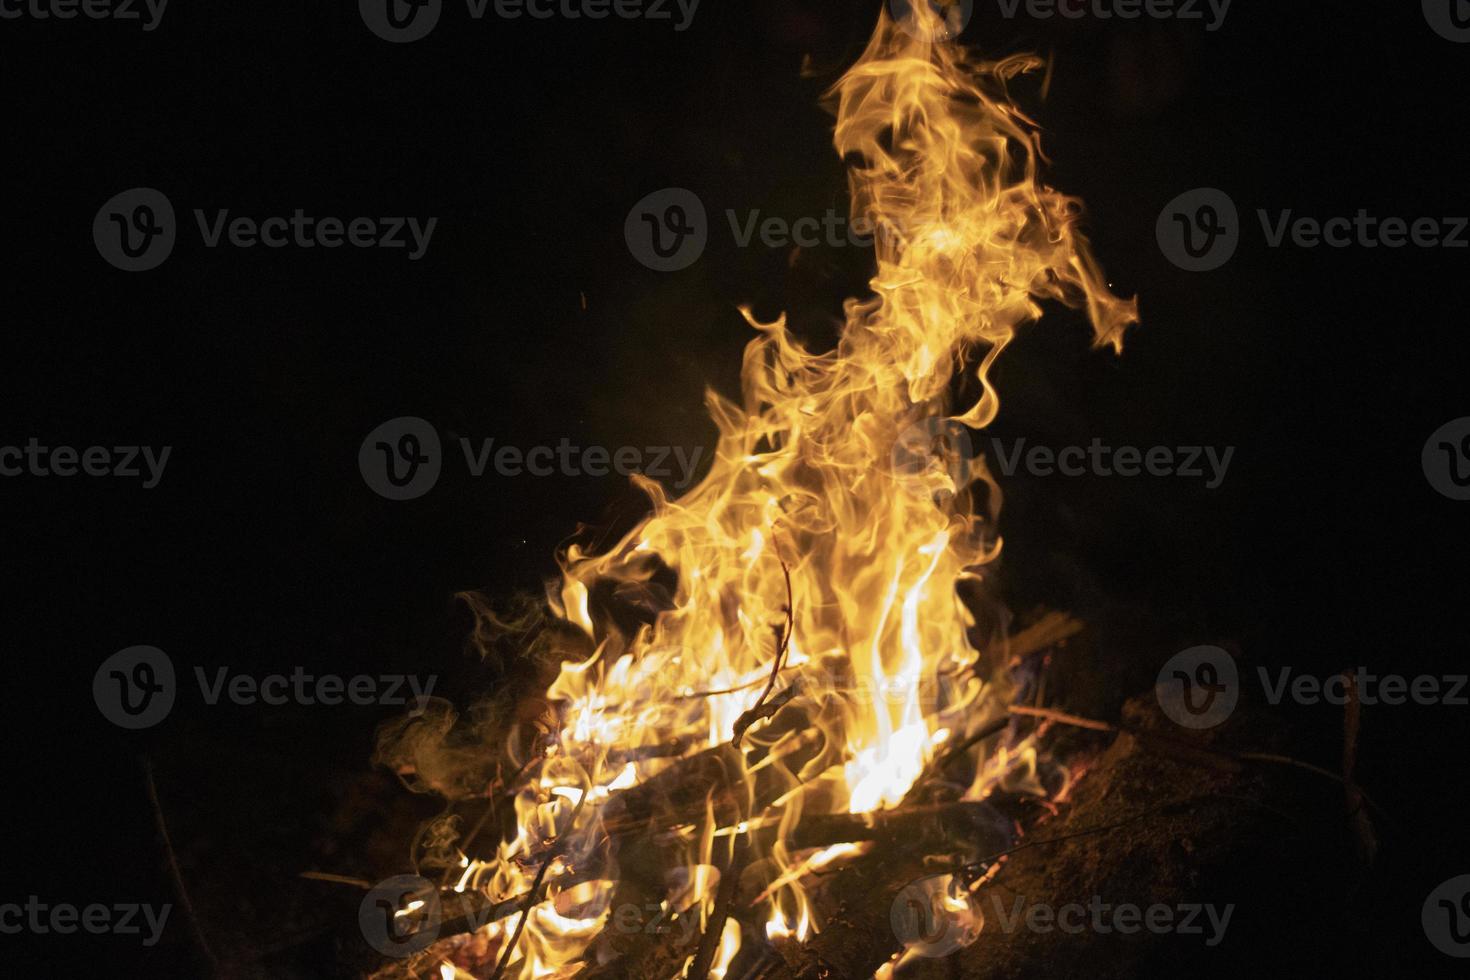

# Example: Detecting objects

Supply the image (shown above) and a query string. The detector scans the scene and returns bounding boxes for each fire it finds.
[419,3,1135,976]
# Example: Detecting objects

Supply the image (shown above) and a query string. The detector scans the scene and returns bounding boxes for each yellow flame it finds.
[474,4,1134,975]
[710,918,743,979]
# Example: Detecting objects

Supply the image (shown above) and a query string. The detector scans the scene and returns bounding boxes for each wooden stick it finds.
[1005,611,1084,664]
[687,841,748,979]
[144,759,219,975]
[743,801,1008,854]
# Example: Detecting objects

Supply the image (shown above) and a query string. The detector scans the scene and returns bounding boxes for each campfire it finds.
[364,5,1141,977]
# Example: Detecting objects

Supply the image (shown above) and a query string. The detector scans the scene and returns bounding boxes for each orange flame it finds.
[461,4,1135,975]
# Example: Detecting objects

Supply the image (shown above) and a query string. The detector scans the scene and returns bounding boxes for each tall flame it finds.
[444,5,1135,976]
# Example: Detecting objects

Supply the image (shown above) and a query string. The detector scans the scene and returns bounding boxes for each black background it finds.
[3,0,1469,975]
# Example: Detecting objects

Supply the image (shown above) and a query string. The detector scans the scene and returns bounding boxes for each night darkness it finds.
[4,1,1470,977]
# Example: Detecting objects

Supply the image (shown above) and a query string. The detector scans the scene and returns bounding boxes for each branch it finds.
[733,556,795,747]
[687,841,747,980]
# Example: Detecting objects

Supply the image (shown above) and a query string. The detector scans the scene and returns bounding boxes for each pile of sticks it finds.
[366,614,1089,979]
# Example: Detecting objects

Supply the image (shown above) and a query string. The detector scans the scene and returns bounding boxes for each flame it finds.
[456,4,1134,976]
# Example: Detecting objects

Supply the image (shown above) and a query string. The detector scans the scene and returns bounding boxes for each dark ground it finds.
[3,1,1469,976]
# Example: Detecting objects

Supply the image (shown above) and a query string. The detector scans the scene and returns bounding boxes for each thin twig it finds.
[733,557,795,747]
[489,787,590,980]
[677,664,801,700]
[144,759,219,975]
[1008,705,1111,732]
[299,872,372,889]
[1004,611,1084,666]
